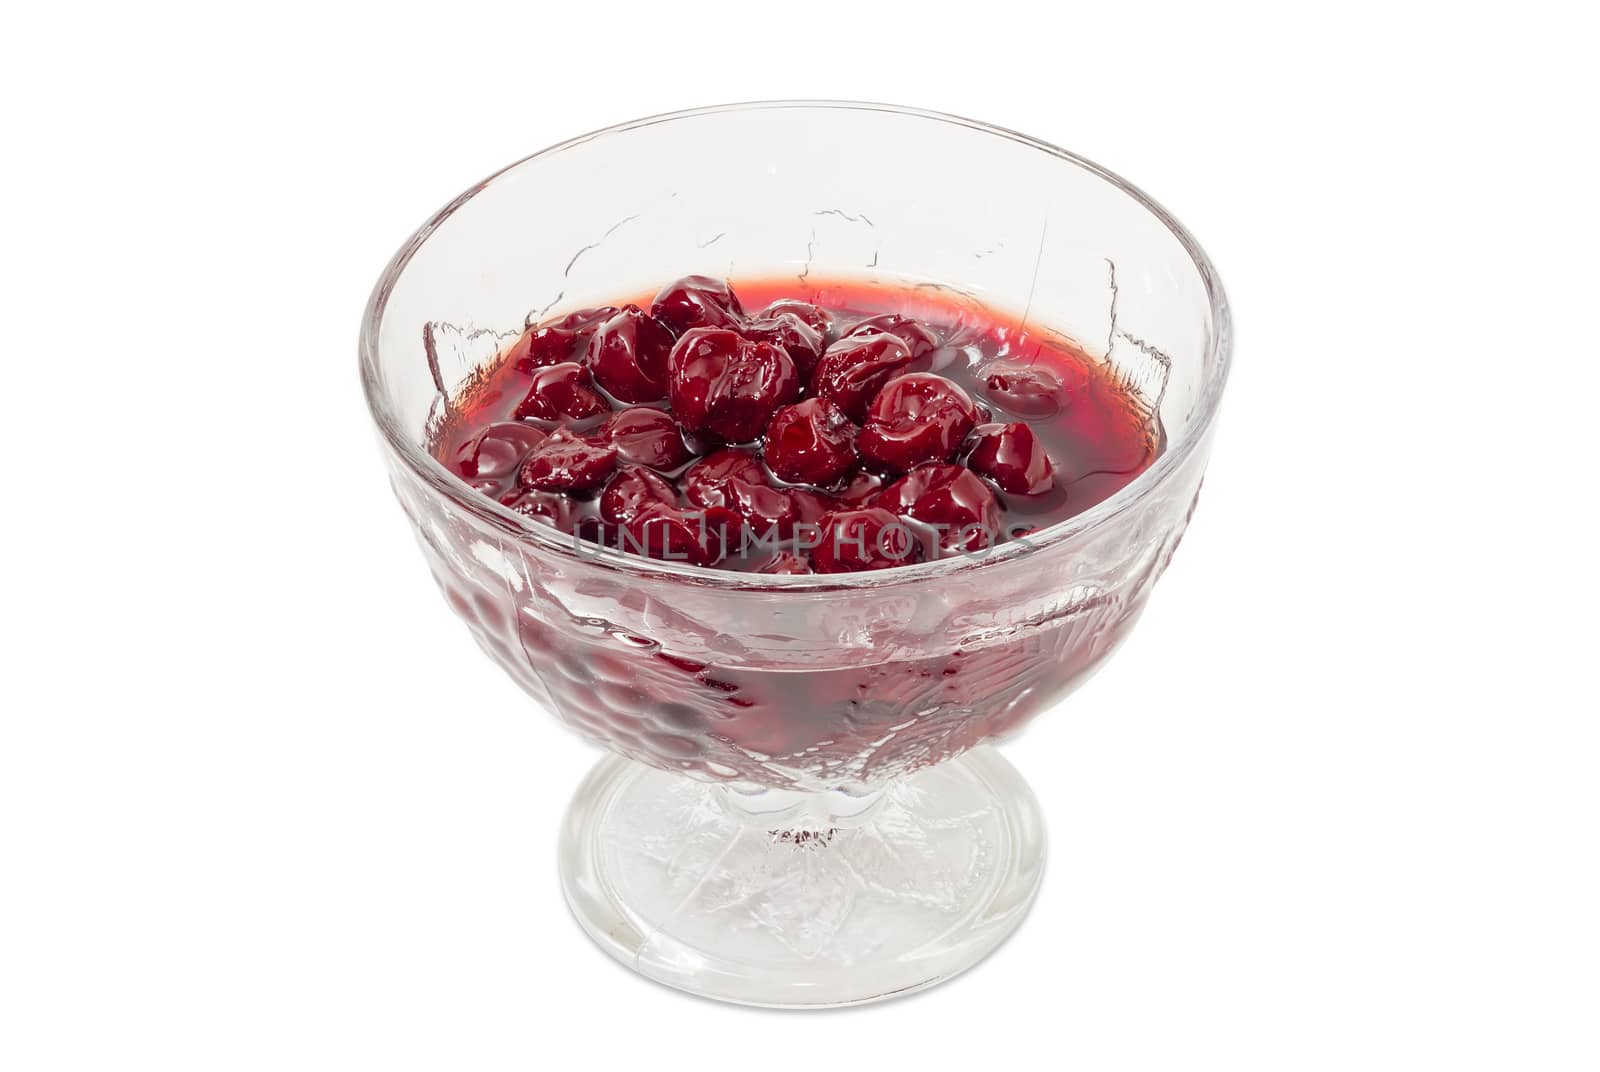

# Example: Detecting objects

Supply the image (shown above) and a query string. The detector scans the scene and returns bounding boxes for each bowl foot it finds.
[559,748,1046,1008]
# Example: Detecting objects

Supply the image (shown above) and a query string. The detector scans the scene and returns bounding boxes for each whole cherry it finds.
[514,362,611,423]
[510,306,618,371]
[965,421,1054,495]
[668,329,799,443]
[681,449,796,540]
[585,305,675,403]
[723,479,800,541]
[843,313,940,363]
[754,299,834,340]
[742,311,826,380]
[599,467,678,525]
[875,463,1002,553]
[980,359,1078,418]
[857,373,978,472]
[620,504,705,565]
[764,397,858,486]
[681,448,766,505]
[650,275,745,334]
[809,507,923,574]
[622,503,740,567]
[455,421,549,481]
[518,428,618,491]
[809,331,915,421]
[598,407,691,471]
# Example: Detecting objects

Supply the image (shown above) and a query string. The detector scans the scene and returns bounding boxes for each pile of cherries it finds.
[450,276,1066,574]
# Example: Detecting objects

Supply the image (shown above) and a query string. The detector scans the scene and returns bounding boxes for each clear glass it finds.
[360,101,1231,1007]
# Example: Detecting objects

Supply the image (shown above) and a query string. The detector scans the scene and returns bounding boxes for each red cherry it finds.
[760,550,814,575]
[600,467,678,525]
[585,305,675,403]
[844,313,940,362]
[558,306,622,330]
[810,332,915,421]
[876,464,1003,552]
[668,329,799,443]
[503,489,577,531]
[650,275,745,334]
[743,311,826,380]
[681,448,766,504]
[857,373,978,471]
[764,397,858,486]
[667,329,743,433]
[980,359,1077,418]
[509,329,572,372]
[965,422,1054,495]
[725,479,799,541]
[619,504,705,565]
[681,449,794,540]
[454,421,548,481]
[510,306,618,370]
[622,503,739,567]
[810,507,923,573]
[597,407,691,471]
[518,428,617,491]
[755,299,834,340]
[514,362,611,422]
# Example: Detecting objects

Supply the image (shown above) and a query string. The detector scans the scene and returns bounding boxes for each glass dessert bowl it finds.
[359,102,1231,1007]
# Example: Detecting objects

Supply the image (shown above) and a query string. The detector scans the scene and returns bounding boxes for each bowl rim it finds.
[359,99,1232,591]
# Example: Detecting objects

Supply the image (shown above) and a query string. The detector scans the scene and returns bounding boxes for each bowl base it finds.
[559,747,1046,1008]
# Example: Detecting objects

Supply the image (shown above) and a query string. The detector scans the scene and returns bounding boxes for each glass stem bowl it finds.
[360,102,1230,1008]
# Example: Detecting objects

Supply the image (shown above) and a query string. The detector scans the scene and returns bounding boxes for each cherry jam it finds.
[432,277,1160,574]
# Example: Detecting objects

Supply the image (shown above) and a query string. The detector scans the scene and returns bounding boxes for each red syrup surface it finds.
[432,277,1161,575]
[422,278,1166,778]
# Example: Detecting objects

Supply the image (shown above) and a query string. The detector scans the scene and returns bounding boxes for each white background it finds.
[3,3,1596,1069]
